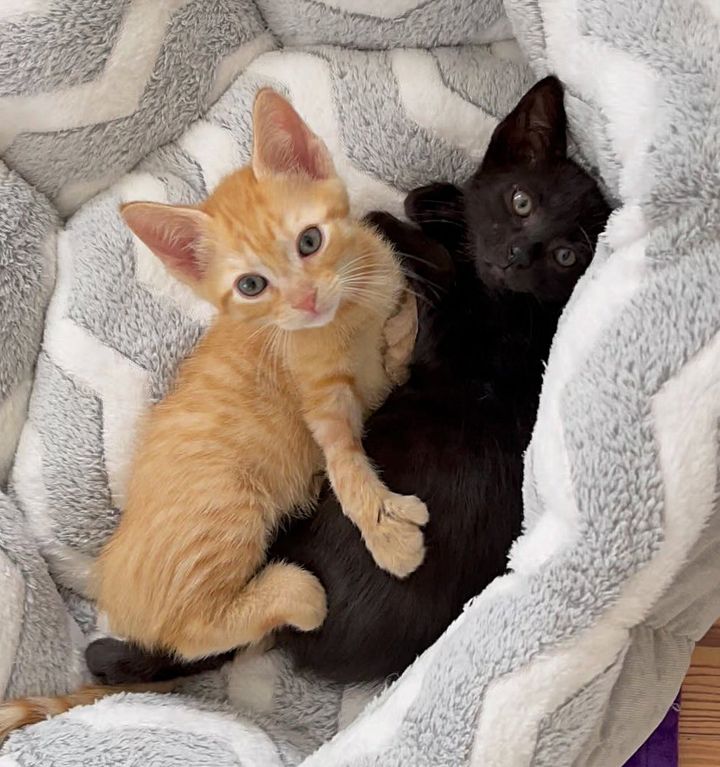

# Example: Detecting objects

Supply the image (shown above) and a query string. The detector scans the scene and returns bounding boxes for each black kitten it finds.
[408,76,610,302]
[86,76,610,686]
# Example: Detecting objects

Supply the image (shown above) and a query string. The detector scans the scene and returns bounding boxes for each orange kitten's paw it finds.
[365,493,428,579]
[382,493,429,527]
[280,565,328,632]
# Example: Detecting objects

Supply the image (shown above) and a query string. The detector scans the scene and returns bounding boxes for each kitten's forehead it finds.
[472,160,603,226]
[207,172,344,273]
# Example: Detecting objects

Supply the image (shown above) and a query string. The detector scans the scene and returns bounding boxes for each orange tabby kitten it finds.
[93,89,426,662]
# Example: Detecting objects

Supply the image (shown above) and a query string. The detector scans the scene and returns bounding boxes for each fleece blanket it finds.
[1,1,719,765]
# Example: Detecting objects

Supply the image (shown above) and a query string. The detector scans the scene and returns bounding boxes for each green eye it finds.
[298,226,323,257]
[511,189,533,217]
[554,247,577,267]
[235,274,268,297]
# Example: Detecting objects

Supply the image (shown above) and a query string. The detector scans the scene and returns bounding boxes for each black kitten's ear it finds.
[405,183,465,254]
[481,75,567,171]
[364,210,454,291]
[405,182,464,226]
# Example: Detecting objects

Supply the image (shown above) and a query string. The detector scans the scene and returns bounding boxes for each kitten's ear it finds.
[251,88,336,180]
[120,202,212,282]
[364,211,455,291]
[481,76,567,171]
[405,183,465,256]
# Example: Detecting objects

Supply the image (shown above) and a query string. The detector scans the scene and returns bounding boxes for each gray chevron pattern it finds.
[0,164,57,486]
[0,0,129,98]
[0,0,274,215]
[256,0,511,48]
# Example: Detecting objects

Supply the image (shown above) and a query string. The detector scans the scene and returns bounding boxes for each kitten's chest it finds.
[288,316,389,408]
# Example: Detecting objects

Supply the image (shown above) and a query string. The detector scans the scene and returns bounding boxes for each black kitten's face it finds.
[465,160,608,301]
[463,76,610,302]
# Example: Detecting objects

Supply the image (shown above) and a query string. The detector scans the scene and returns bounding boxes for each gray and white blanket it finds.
[1,1,719,765]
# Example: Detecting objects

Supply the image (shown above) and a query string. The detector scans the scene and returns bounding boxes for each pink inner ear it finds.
[121,203,209,281]
[253,89,334,180]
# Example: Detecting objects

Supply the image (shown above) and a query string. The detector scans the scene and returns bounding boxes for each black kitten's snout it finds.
[507,245,531,268]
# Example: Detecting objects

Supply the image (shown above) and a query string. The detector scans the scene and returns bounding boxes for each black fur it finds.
[409,77,610,302]
[86,76,610,686]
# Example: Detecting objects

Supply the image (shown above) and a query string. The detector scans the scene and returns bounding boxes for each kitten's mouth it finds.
[484,258,522,271]
[478,259,523,292]
[300,306,337,329]
[286,297,340,330]
[483,260,510,276]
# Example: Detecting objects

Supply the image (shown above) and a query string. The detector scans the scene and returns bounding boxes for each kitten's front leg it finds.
[301,377,427,578]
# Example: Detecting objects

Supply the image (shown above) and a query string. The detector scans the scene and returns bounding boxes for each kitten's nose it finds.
[292,288,318,314]
[508,246,530,267]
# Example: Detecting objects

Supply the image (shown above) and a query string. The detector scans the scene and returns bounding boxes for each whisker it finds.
[246,322,270,345]
[264,327,281,379]
[579,226,593,252]
[339,272,397,287]
[392,251,430,265]
[402,274,441,301]
[410,215,464,229]
[401,287,434,309]
[395,256,445,283]
[338,269,395,283]
[339,258,394,274]
[339,276,394,289]
[341,287,389,312]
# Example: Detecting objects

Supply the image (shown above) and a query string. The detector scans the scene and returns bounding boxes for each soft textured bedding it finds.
[0,1,718,765]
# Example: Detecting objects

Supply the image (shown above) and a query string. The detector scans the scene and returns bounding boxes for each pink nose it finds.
[292,289,318,314]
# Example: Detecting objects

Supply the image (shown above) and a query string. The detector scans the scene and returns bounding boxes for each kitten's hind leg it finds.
[171,562,327,660]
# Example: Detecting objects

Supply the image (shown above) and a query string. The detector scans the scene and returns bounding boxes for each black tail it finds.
[85,637,233,685]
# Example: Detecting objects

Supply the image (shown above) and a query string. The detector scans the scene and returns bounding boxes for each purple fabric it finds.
[624,694,680,767]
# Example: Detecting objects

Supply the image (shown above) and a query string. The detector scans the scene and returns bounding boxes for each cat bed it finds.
[1,1,719,765]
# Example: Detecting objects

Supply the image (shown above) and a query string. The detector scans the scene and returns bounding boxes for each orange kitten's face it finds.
[199,168,374,331]
[121,88,398,333]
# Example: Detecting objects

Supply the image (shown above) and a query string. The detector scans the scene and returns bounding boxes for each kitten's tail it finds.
[0,681,176,743]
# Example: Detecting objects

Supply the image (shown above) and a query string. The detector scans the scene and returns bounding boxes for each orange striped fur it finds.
[0,682,175,744]
[95,89,425,659]
[0,87,425,744]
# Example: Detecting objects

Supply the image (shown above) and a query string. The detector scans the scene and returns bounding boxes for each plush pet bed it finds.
[1,1,719,765]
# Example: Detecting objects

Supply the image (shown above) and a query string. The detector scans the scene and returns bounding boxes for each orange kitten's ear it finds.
[120,202,212,282]
[252,89,336,181]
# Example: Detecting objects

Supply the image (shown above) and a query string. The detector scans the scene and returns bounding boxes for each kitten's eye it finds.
[511,189,533,217]
[553,247,577,267]
[235,274,268,297]
[297,226,323,257]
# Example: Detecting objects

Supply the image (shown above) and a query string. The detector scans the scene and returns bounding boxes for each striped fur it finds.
[0,88,421,744]
[0,682,176,744]
[94,91,422,660]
